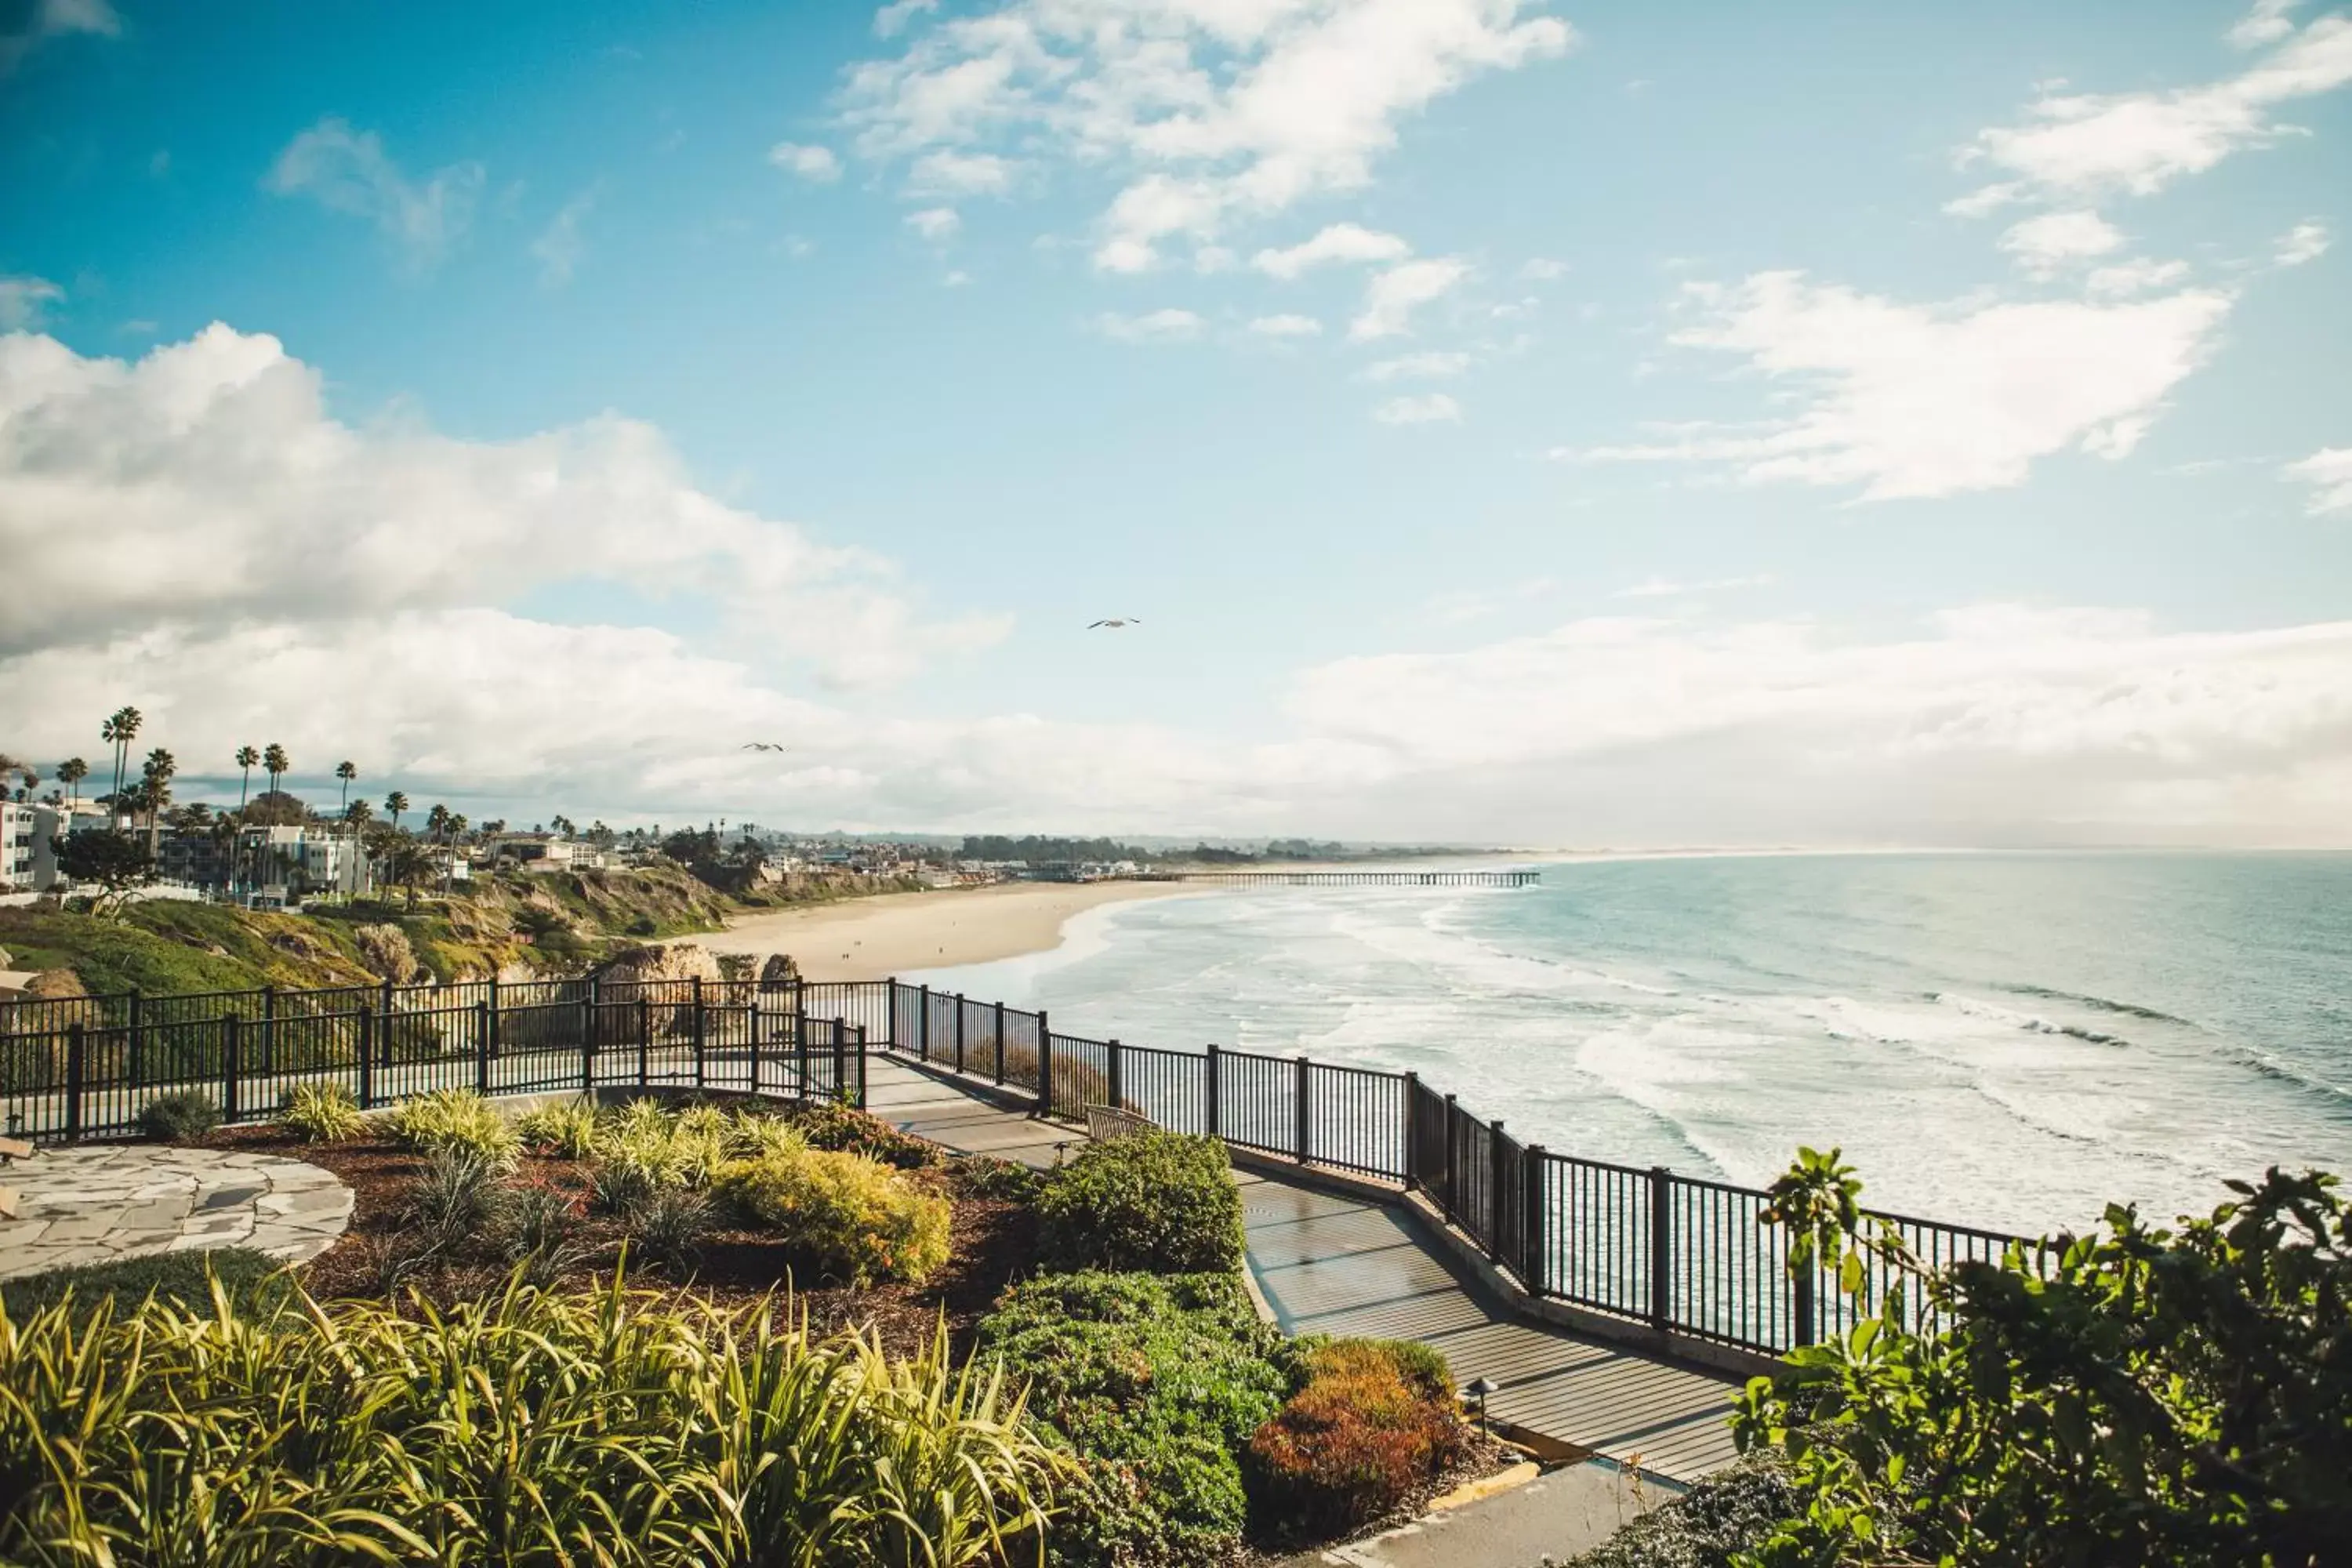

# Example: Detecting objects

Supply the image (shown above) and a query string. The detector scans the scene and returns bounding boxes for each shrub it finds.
[1566,1454,1798,1568]
[789,1098,942,1169]
[407,1148,506,1252]
[1244,1338,1469,1537]
[278,1080,367,1143]
[951,1153,1047,1204]
[382,1087,520,1167]
[979,1272,1290,1568]
[515,1098,598,1158]
[593,1097,731,1188]
[717,1147,950,1287]
[495,1178,590,1284]
[1036,1131,1243,1276]
[727,1108,810,1162]
[1,1247,289,1326]
[138,1087,220,1142]
[629,1188,715,1276]
[589,1157,660,1218]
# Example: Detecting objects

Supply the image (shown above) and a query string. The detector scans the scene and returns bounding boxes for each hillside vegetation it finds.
[0,862,914,997]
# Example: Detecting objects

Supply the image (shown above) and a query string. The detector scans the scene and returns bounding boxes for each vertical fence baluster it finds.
[127,990,143,1094]
[64,1021,85,1141]
[638,997,652,1087]
[1295,1056,1311,1163]
[692,978,706,1089]
[358,1006,375,1110]
[222,1013,241,1122]
[1036,1011,1053,1118]
[855,1022,868,1107]
[1442,1094,1458,1223]
[955,995,967,1074]
[476,1002,492,1094]
[261,985,276,1077]
[1205,1043,1221,1138]
[918,983,931,1062]
[831,1018,848,1103]
[1108,1038,1123,1110]
[1650,1167,1673,1329]
[1524,1145,1548,1294]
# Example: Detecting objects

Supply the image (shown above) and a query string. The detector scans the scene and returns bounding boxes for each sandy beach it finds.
[678,880,1194,981]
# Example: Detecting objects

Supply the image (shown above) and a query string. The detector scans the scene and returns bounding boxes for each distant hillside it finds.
[0,862,916,998]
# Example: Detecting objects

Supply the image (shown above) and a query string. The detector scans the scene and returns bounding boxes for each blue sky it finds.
[2,0,2348,844]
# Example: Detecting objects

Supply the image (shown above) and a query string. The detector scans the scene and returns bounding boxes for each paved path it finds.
[0,1145,353,1280]
[865,1054,1741,1484]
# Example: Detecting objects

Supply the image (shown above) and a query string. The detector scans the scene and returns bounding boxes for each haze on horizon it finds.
[2,0,2348,848]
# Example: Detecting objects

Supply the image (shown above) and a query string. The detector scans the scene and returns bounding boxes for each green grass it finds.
[1,1247,292,1326]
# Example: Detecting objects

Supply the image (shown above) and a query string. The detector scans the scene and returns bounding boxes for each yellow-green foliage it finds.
[516,1099,600,1158]
[585,1099,807,1189]
[0,1265,1067,1568]
[278,1080,368,1143]
[381,1087,521,1168]
[719,1148,952,1287]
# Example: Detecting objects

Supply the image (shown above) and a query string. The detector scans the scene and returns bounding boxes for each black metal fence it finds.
[1,972,2033,1359]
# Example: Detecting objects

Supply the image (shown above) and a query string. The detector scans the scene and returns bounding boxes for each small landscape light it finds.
[1464,1374,1498,1430]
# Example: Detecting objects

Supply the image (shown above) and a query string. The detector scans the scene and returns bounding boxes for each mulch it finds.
[198,1124,1039,1363]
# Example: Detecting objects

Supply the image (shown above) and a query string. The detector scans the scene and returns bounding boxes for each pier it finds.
[1162,868,1540,887]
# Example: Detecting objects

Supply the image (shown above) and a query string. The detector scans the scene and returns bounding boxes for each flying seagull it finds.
[1087,618,1142,629]
[741,742,789,752]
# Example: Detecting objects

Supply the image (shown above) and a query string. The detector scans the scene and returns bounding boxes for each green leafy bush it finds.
[382,1087,520,1167]
[495,1178,590,1284]
[137,1087,220,1142]
[1736,1154,2352,1568]
[629,1187,716,1275]
[979,1271,1290,1568]
[1565,1454,1796,1568]
[0,1265,1067,1567]
[278,1080,367,1143]
[1244,1338,1468,1537]
[0,1247,289,1325]
[717,1148,951,1287]
[407,1148,506,1252]
[1036,1130,1243,1276]
[515,1098,599,1158]
[789,1098,942,1169]
[951,1153,1047,1204]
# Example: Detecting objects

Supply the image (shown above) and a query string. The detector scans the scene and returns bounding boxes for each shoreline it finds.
[677,880,1195,982]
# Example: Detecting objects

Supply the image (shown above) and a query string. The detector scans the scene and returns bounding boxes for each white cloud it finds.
[909,148,1015,194]
[1997,209,2125,274]
[2284,446,2352,514]
[1251,223,1411,279]
[1351,257,1469,339]
[266,118,485,273]
[841,0,1574,270]
[873,0,938,38]
[2230,0,2302,49]
[1953,15,2352,208]
[0,325,1003,687]
[1574,271,2231,501]
[2275,220,2330,265]
[1519,257,1570,281]
[1372,392,1461,425]
[905,205,961,240]
[1364,350,1470,380]
[531,187,597,287]
[0,275,64,331]
[2086,258,2192,296]
[1613,574,1773,599]
[1247,313,1322,337]
[1097,307,1203,343]
[769,141,844,182]
[0,0,119,73]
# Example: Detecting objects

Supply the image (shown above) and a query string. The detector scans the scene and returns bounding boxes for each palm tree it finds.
[384,791,408,832]
[235,746,259,810]
[336,760,357,814]
[140,748,176,855]
[262,742,289,802]
[56,757,87,813]
[101,706,142,820]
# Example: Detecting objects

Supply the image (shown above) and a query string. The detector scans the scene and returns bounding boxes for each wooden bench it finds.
[1084,1105,1154,1143]
[0,1134,30,1221]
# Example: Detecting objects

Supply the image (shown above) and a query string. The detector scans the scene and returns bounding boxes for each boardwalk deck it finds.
[865,1054,1741,1484]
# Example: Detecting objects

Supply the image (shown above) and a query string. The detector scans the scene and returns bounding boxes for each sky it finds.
[1,0,2348,845]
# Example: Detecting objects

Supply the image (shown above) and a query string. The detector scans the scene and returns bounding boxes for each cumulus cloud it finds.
[769,141,844,181]
[2276,220,2330,265]
[2085,258,2192,296]
[1951,15,2352,210]
[1097,307,1203,343]
[1372,393,1460,425]
[1364,350,1470,381]
[1998,209,2125,274]
[531,187,597,286]
[839,0,1574,270]
[0,0,119,74]
[2284,446,2352,514]
[0,276,64,331]
[1247,313,1322,337]
[0,325,1004,686]
[1351,257,1468,339]
[904,205,960,240]
[1573,271,2231,501]
[265,118,485,273]
[909,148,1015,194]
[1252,223,1412,278]
[2230,0,2303,50]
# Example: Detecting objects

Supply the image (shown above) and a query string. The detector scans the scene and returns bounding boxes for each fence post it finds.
[692,977,707,1090]
[1792,1262,1817,1349]
[222,1013,242,1122]
[66,1021,85,1141]
[795,993,811,1101]
[1205,1043,1221,1138]
[954,995,967,1074]
[855,1023,868,1108]
[1036,1011,1054,1119]
[919,983,931,1063]
[1294,1055,1312,1164]
[1489,1120,1508,1255]
[1523,1144,1547,1295]
[262,984,276,1076]
[487,975,500,1057]
[128,989,143,1092]
[1401,1071,1421,1189]
[831,1018,848,1104]
[746,993,762,1096]
[358,1006,376,1110]
[1649,1167,1673,1330]
[379,978,394,1065]
[476,1002,492,1094]
[993,1001,1006,1086]
[1441,1094,1458,1220]
[1107,1038,1123,1110]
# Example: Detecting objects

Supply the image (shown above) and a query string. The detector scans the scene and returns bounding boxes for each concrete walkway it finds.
[0,1145,353,1281]
[864,1054,1741,1485]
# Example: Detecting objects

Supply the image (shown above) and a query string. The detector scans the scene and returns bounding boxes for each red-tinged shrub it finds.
[1244,1338,1468,1537]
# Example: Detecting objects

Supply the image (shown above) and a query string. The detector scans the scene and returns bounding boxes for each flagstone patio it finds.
[0,1145,352,1281]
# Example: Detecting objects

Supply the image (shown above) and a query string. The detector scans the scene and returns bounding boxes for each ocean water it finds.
[910,853,2352,1236]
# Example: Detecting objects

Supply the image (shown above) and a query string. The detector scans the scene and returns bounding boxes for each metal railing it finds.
[2,973,2033,1358]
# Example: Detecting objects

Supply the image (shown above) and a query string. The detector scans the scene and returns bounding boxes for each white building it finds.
[0,802,67,893]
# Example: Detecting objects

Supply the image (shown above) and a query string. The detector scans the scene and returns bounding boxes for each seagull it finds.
[1087,618,1142,629]
[741,742,789,752]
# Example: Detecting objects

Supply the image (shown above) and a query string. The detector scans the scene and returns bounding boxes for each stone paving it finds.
[0,1145,353,1281]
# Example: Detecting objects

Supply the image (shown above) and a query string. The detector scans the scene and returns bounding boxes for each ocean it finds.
[909,852,2352,1236]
